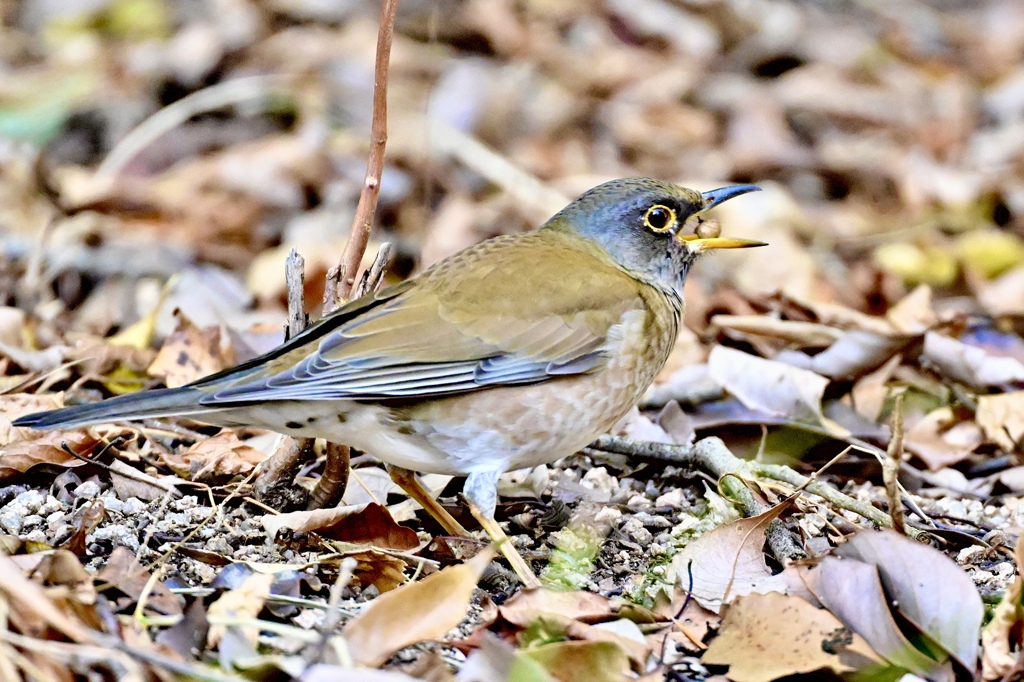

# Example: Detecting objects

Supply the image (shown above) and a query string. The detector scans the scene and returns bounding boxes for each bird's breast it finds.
[372,297,681,474]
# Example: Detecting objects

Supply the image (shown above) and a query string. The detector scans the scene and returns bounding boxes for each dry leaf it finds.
[148,310,235,388]
[0,394,96,481]
[809,555,945,677]
[160,431,266,480]
[669,503,792,613]
[703,592,880,682]
[708,346,829,424]
[95,547,181,616]
[523,640,630,682]
[261,503,420,551]
[904,407,983,470]
[838,530,984,672]
[976,391,1024,451]
[207,572,274,648]
[981,535,1024,680]
[498,588,613,627]
[923,332,1024,388]
[343,547,495,667]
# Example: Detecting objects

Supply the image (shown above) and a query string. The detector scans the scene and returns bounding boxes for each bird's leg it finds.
[465,471,541,590]
[386,465,469,537]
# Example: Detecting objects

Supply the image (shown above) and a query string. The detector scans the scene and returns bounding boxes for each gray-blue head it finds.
[544,177,764,292]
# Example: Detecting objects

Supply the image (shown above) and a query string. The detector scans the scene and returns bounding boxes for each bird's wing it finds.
[197,232,653,404]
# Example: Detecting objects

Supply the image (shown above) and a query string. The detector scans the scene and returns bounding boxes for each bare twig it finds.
[309,0,400,509]
[337,0,400,299]
[285,249,308,340]
[884,392,907,535]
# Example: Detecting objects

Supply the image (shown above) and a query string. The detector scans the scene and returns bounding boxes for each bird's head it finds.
[546,177,765,292]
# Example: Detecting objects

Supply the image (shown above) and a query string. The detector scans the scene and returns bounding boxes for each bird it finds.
[16,177,764,588]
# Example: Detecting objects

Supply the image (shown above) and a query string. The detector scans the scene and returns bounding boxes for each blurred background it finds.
[2,0,1022,341]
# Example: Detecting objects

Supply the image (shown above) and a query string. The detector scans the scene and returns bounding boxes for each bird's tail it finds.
[12,387,212,430]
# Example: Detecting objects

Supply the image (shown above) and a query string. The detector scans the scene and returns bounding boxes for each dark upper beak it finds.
[700,184,762,212]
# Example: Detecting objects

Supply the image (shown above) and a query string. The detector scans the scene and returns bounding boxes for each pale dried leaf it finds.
[838,531,984,672]
[207,572,274,648]
[261,503,420,551]
[708,345,829,424]
[669,504,790,613]
[810,556,945,677]
[147,311,235,388]
[343,548,494,667]
[976,391,1024,451]
[703,592,880,682]
[923,332,1024,388]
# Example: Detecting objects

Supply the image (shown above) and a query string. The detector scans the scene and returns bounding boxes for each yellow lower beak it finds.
[677,235,768,250]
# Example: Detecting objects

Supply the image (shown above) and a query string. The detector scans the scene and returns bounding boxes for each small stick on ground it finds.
[254,253,316,509]
[883,391,907,535]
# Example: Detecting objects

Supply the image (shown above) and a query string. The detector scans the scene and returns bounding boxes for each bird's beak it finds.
[677,184,766,250]
[699,184,762,212]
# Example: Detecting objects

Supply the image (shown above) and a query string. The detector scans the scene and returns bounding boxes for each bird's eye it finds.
[644,205,676,233]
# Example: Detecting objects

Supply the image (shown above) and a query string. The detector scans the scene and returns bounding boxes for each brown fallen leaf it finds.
[982,535,1024,680]
[703,592,880,682]
[708,346,829,425]
[669,502,792,613]
[0,393,97,482]
[976,391,1024,451]
[904,407,983,470]
[261,502,421,551]
[343,547,494,667]
[498,588,614,627]
[147,310,235,388]
[160,430,266,481]
[344,549,410,594]
[95,547,182,616]
[207,572,274,649]
[808,555,945,677]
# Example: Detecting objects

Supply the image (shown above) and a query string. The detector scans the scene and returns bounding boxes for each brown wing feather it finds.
[199,231,651,404]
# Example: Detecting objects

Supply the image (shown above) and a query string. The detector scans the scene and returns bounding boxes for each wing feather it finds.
[198,231,656,405]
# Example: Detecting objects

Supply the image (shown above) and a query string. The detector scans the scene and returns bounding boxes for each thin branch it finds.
[337,0,400,299]
[591,435,929,543]
[883,391,907,535]
[285,249,308,340]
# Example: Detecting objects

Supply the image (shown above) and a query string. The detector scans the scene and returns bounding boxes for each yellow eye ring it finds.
[644,205,676,233]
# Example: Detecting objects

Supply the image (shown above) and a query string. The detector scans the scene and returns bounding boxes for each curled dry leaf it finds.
[207,572,275,649]
[708,346,829,425]
[160,430,266,480]
[147,310,235,388]
[981,535,1024,681]
[703,592,881,682]
[809,555,947,677]
[923,332,1024,388]
[261,502,420,551]
[837,531,983,673]
[0,394,96,482]
[904,407,983,470]
[976,391,1024,451]
[669,502,792,613]
[343,547,495,668]
[95,547,181,616]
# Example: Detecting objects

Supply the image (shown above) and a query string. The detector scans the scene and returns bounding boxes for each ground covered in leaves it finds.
[2,0,1024,680]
